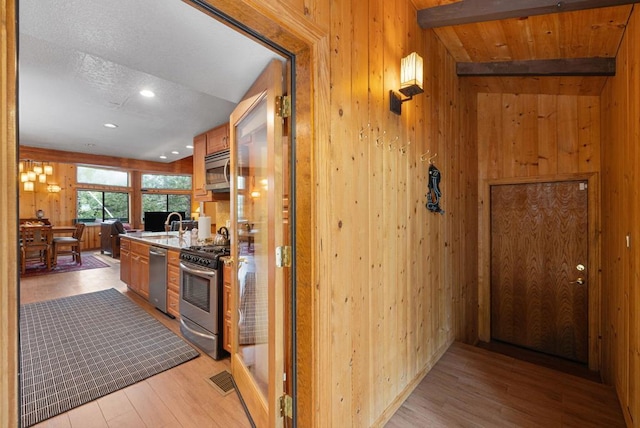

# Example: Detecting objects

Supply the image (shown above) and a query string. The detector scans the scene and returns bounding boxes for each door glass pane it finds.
[236,96,269,397]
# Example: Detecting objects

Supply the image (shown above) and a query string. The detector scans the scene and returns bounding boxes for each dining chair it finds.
[20,225,53,274]
[52,223,86,266]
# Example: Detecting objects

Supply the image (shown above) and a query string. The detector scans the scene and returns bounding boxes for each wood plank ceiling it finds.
[411,1,635,94]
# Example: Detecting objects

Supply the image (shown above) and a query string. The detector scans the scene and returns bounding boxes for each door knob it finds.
[570,277,585,285]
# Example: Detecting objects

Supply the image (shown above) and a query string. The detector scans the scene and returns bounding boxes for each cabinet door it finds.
[167,263,181,318]
[138,255,149,299]
[120,240,131,285]
[206,123,229,154]
[193,133,213,202]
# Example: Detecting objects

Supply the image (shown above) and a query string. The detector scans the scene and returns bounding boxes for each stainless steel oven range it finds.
[179,244,230,360]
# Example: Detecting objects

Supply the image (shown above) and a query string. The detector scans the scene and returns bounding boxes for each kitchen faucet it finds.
[164,212,184,239]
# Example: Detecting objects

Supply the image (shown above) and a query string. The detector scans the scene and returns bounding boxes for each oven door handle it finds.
[180,262,217,277]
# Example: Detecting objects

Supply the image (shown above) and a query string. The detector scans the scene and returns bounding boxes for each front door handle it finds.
[570,277,585,285]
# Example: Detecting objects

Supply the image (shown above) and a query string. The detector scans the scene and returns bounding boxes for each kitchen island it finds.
[119,231,194,317]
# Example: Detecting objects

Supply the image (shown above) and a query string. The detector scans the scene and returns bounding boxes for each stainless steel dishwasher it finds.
[149,246,170,316]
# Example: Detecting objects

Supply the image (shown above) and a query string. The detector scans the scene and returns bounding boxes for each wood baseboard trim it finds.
[371,339,453,428]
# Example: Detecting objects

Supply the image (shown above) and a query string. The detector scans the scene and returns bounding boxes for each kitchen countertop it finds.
[120,231,195,250]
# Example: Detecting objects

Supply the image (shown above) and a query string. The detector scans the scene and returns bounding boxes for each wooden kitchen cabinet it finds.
[193,133,211,202]
[223,259,232,353]
[167,249,181,318]
[129,241,150,300]
[193,123,230,203]
[119,238,131,285]
[206,123,229,154]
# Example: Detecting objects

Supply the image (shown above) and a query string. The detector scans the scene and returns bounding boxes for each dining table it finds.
[52,225,77,235]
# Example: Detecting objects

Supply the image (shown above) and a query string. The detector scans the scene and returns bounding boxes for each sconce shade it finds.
[20,172,28,182]
[46,184,61,193]
[33,165,43,175]
[44,164,53,175]
[24,181,35,192]
[399,52,424,97]
[27,171,36,182]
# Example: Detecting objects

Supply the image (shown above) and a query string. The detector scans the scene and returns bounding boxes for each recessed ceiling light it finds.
[186,145,194,149]
[159,155,167,159]
[171,151,179,155]
[140,89,155,98]
[104,123,118,128]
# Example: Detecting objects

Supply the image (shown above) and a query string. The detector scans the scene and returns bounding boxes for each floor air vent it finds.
[207,370,235,396]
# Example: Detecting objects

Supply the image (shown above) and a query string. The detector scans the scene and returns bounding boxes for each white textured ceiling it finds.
[18,0,284,163]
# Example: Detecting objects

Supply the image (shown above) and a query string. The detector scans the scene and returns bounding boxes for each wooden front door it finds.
[490,181,589,363]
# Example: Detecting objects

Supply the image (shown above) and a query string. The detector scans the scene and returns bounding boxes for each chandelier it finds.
[19,160,59,192]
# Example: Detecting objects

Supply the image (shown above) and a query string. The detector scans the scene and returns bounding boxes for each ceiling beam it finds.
[418,0,640,29]
[456,57,616,76]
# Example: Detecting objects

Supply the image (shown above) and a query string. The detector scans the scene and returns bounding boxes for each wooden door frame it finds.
[1,0,329,426]
[478,173,601,371]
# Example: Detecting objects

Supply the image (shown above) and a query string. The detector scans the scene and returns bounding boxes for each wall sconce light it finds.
[390,52,424,115]
[46,184,61,193]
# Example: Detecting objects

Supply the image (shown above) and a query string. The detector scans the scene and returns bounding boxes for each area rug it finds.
[20,288,199,427]
[21,254,110,277]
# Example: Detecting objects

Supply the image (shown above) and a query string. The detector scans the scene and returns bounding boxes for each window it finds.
[77,191,129,222]
[77,166,128,186]
[142,194,191,214]
[141,174,191,190]
[141,173,192,218]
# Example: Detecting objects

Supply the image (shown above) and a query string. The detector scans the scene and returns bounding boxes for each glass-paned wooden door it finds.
[229,59,286,428]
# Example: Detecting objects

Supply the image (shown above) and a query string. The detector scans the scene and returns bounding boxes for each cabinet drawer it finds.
[120,238,131,251]
[131,241,149,255]
[167,249,180,266]
[167,289,179,318]
[167,264,180,292]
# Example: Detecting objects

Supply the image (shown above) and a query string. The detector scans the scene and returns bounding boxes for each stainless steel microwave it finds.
[205,149,230,192]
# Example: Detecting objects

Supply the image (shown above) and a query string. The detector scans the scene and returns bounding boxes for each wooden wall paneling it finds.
[600,8,639,424]
[519,95,539,177]
[620,39,631,407]
[1,0,18,426]
[459,79,479,344]
[629,8,640,421]
[477,93,502,180]
[557,96,580,174]
[350,0,370,425]
[384,0,402,409]
[442,36,456,353]
[404,0,421,381]
[20,146,192,175]
[464,76,608,96]
[537,95,559,176]
[577,96,601,173]
[328,0,354,423]
[431,29,444,355]
[500,94,519,177]
[367,0,385,421]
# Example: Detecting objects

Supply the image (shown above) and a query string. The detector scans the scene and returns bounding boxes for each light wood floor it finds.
[21,253,627,428]
[386,342,626,428]
[20,252,252,428]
